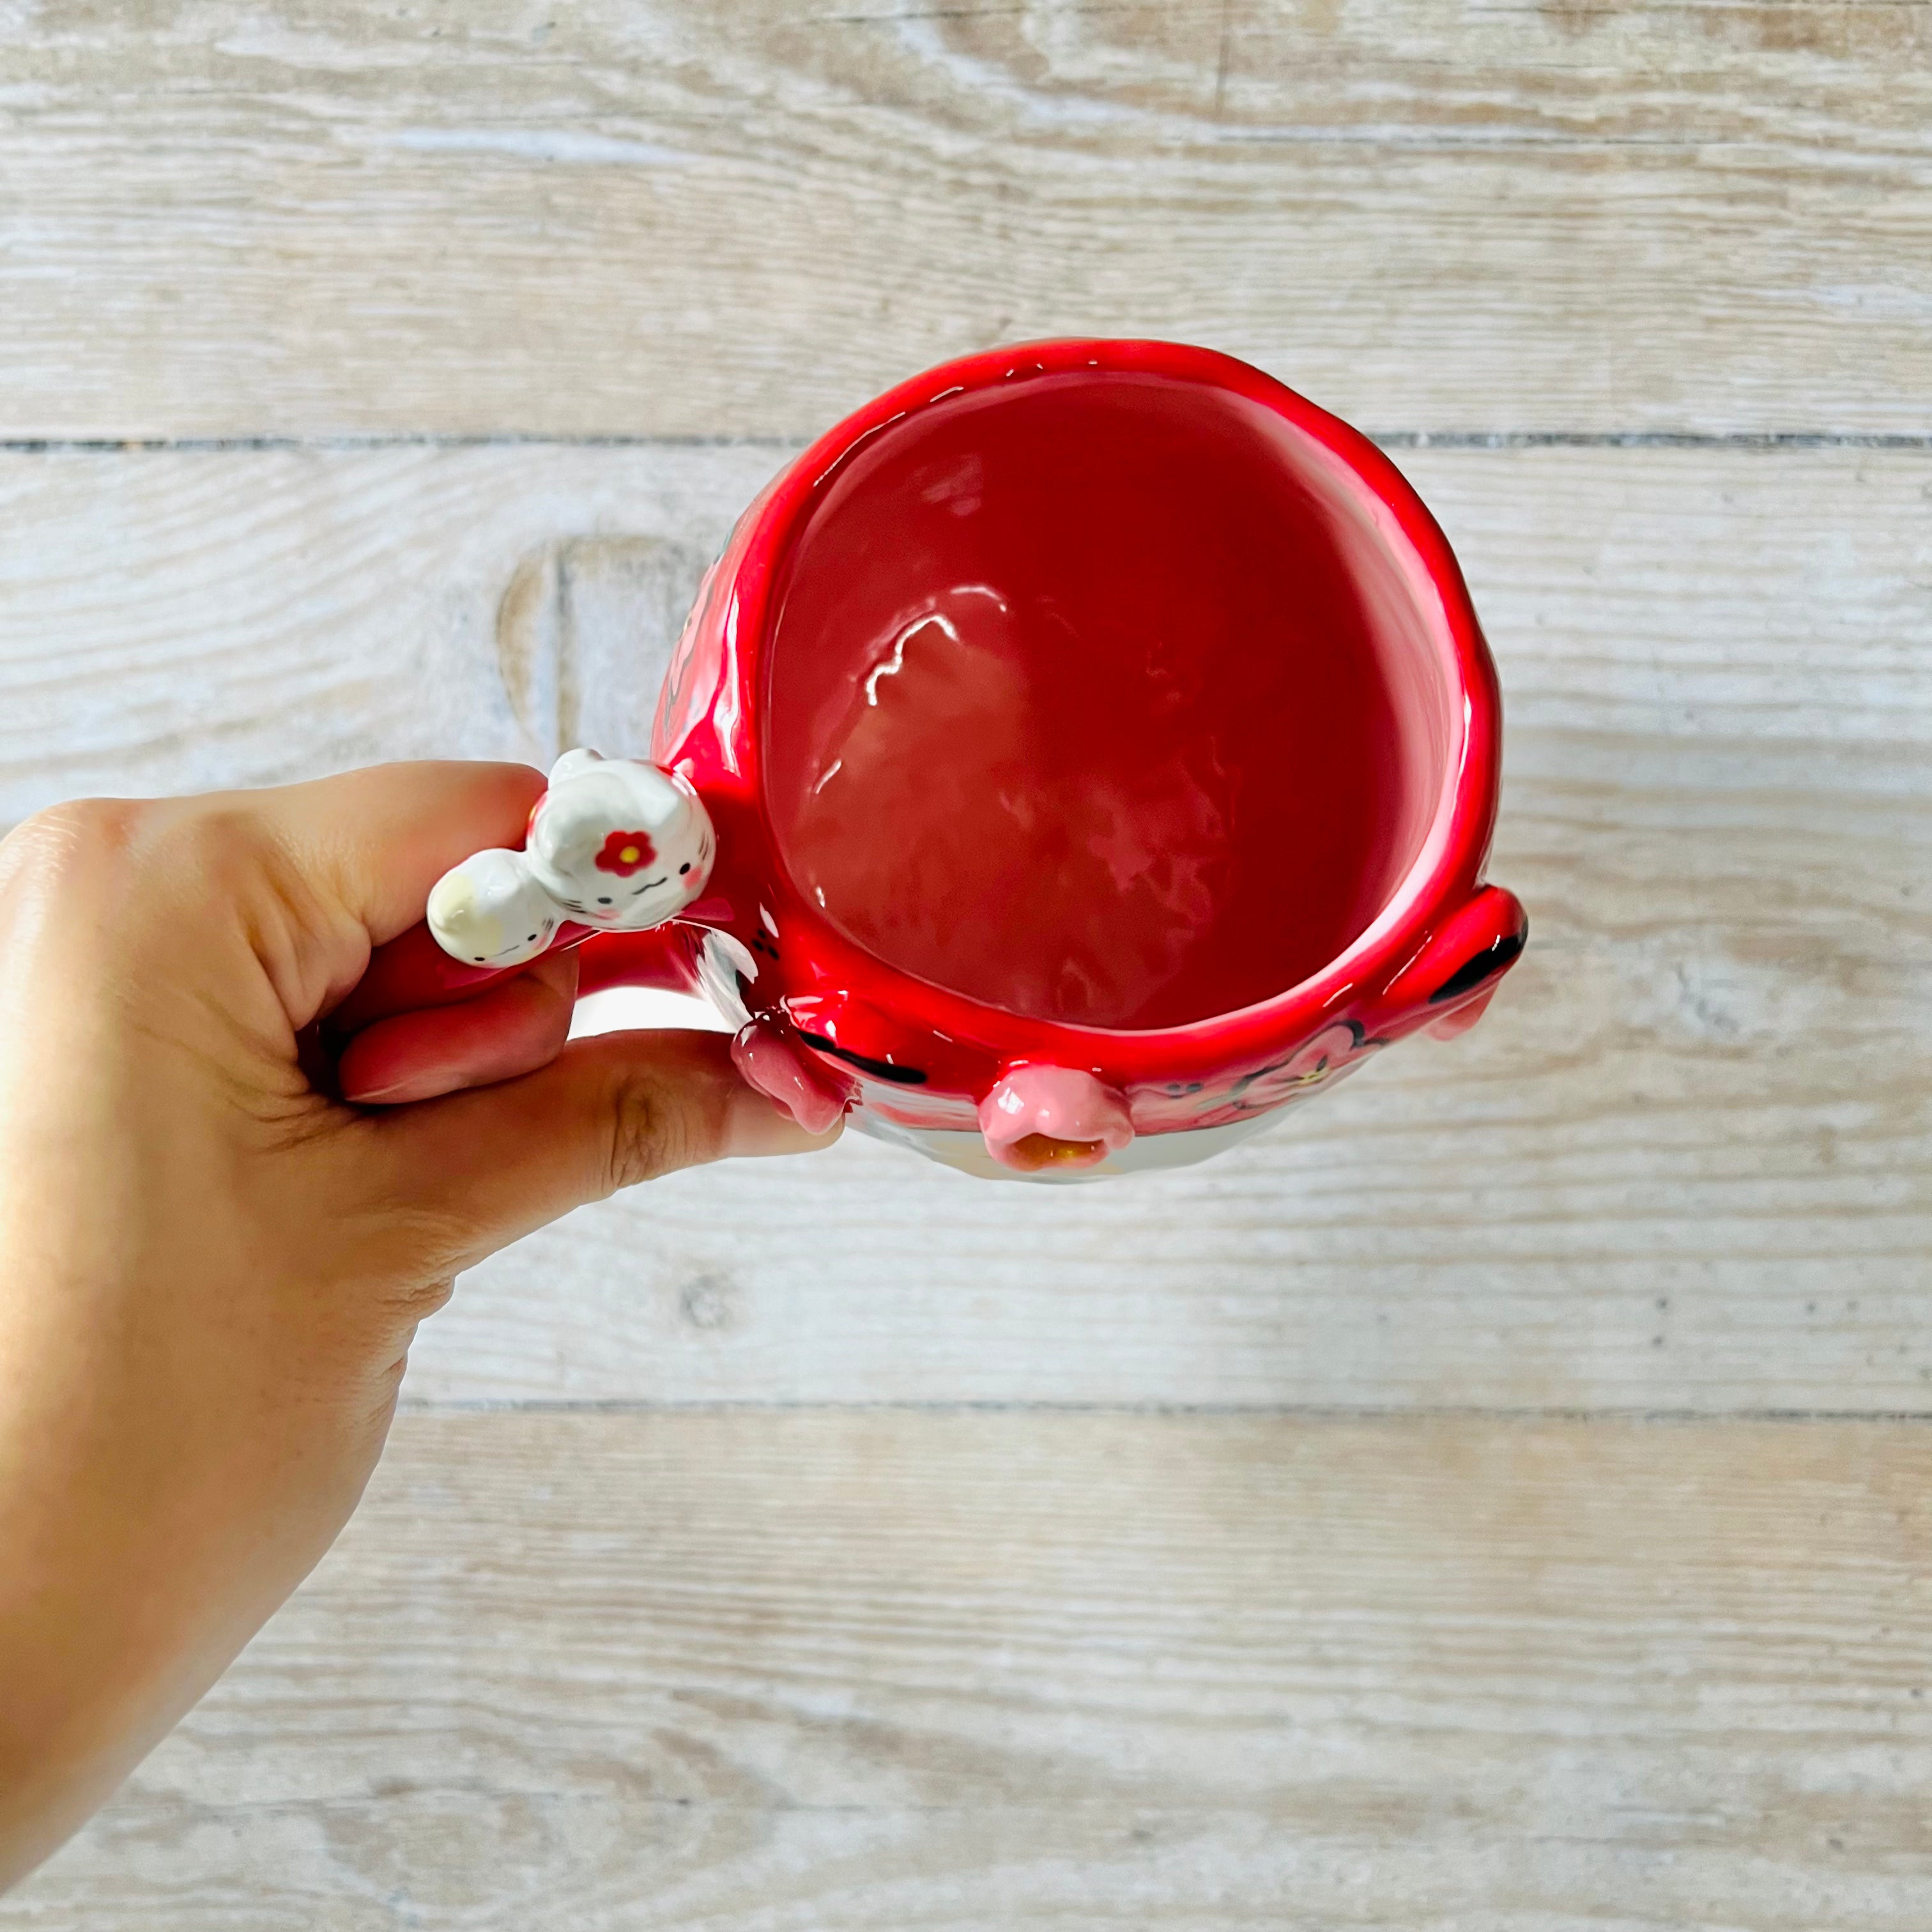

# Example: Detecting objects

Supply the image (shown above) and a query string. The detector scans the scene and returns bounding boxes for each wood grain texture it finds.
[9,1410,1932,1929]
[496,534,714,763]
[6,8,1927,1922]
[3,0,1931,438]
[4,439,1927,1411]
[0,443,785,808]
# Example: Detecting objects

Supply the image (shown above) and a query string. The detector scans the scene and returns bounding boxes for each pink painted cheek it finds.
[1425,981,1498,1040]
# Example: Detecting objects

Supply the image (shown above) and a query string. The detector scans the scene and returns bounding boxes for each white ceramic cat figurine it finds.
[426,749,716,968]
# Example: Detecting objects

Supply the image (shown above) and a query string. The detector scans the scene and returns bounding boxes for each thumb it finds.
[355,1029,839,1272]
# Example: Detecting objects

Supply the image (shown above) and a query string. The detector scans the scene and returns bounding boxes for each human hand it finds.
[0,763,836,1887]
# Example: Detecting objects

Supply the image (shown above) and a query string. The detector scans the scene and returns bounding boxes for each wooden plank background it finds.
[4,0,1931,438]
[1,1,1929,1925]
[15,1414,1932,1929]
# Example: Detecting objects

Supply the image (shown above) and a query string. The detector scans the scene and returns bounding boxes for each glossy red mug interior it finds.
[347,339,1525,1181]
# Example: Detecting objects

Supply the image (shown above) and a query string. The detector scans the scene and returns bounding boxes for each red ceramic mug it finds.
[346,339,1525,1181]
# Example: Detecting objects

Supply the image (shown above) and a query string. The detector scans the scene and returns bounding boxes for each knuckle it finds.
[0,795,332,999]
[1,795,272,920]
[383,1272,457,1327]
[605,1071,681,1192]
[0,797,146,894]
[371,1203,488,1287]
[134,802,344,1002]
[150,802,280,904]
[603,1063,722,1193]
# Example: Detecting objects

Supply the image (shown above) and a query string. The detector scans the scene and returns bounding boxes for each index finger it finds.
[218,760,544,1031]
[247,761,545,950]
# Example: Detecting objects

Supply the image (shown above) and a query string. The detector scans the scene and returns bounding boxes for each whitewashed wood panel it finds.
[9,1411,1932,1928]
[3,1,1930,438]
[0,443,785,806]
[2,440,1926,1410]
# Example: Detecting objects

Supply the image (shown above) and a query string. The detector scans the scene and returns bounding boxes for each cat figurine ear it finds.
[425,750,717,968]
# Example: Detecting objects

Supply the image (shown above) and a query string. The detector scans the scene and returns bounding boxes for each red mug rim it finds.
[669,337,1501,1083]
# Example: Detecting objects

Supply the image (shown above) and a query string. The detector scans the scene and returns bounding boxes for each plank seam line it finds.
[0,433,804,454]
[396,1399,1932,1421]
[3,431,1931,454]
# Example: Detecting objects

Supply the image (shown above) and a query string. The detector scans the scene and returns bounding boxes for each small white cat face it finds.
[525,755,715,931]
[427,848,562,968]
[424,751,716,971]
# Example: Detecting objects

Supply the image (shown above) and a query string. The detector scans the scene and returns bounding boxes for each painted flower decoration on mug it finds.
[595,829,658,877]
[1194,1019,1389,1127]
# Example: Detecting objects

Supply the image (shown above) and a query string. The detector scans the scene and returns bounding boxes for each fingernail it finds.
[344,1073,432,1106]
[343,1059,493,1106]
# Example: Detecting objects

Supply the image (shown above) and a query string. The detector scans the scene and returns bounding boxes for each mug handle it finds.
[329,919,696,1041]
[330,747,715,1042]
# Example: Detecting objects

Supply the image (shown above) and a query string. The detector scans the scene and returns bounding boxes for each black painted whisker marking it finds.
[1429,928,1527,1002]
[799,1032,928,1084]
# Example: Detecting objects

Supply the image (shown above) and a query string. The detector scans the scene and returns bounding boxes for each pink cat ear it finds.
[1380,884,1527,1021]
[730,1022,848,1135]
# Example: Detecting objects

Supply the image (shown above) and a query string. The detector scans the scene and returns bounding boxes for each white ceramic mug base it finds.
[856,1105,1288,1183]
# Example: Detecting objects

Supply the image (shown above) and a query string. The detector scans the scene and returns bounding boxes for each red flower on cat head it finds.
[595,829,657,876]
